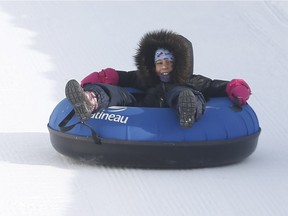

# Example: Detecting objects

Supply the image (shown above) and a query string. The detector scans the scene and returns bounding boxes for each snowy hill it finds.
[0,1,288,216]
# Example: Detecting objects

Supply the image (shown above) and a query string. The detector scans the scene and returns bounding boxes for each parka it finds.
[115,30,229,106]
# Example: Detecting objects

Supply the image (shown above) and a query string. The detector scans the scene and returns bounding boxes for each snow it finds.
[0,1,288,216]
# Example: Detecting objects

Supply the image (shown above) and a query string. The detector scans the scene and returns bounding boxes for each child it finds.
[65,30,251,128]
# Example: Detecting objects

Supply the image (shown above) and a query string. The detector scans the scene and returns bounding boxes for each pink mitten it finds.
[80,68,119,87]
[226,79,251,105]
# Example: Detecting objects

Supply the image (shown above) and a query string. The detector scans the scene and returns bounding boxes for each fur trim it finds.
[134,29,194,88]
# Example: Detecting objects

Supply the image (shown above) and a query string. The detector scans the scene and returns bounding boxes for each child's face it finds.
[155,59,174,76]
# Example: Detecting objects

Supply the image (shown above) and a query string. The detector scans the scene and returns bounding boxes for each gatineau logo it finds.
[90,106,129,124]
[107,106,128,112]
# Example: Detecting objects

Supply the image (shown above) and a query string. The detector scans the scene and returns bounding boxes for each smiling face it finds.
[155,59,174,76]
[154,48,174,76]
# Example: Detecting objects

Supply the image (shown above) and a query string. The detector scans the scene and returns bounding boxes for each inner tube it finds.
[48,96,261,168]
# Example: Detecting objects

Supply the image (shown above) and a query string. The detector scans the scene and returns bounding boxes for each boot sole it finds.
[65,80,92,121]
[178,90,197,128]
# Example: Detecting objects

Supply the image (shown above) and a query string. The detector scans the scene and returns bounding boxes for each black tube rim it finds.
[48,125,261,169]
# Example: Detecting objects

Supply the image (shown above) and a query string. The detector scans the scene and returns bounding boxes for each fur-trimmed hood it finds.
[134,30,194,88]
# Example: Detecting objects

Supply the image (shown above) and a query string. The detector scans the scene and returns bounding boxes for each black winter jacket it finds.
[117,70,228,99]
[117,30,229,106]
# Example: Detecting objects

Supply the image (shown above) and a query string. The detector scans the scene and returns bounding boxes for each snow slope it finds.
[0,1,288,216]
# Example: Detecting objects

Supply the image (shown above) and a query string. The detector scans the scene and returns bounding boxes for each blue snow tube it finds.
[47,89,261,168]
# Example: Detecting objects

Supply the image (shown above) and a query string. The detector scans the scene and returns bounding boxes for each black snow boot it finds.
[177,89,205,128]
[65,79,98,121]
